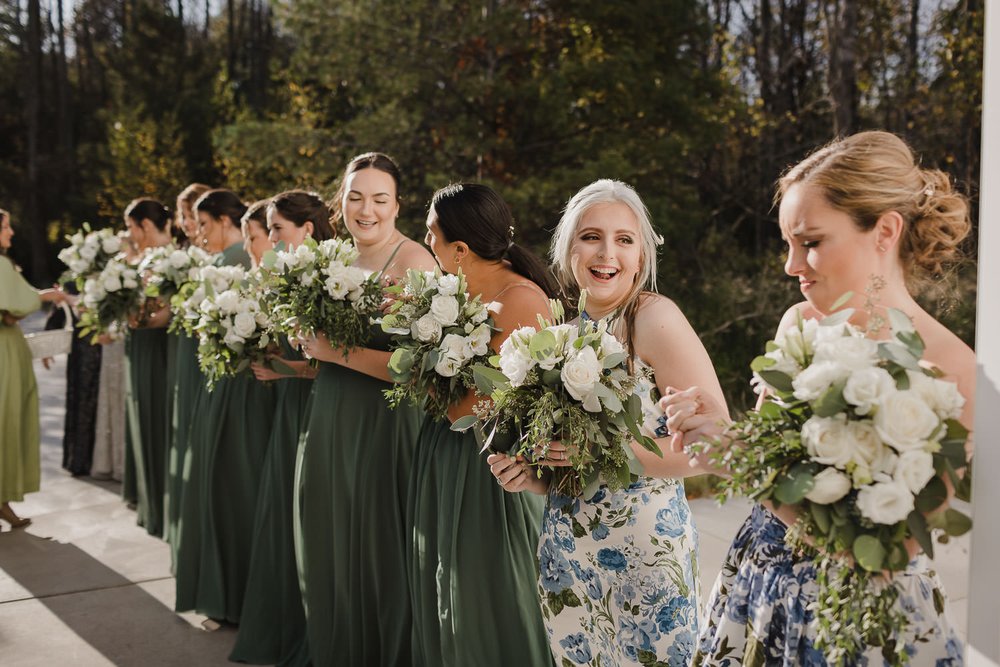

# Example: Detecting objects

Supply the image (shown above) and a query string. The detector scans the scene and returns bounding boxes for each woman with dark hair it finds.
[174,189,276,624]
[0,209,66,528]
[241,199,272,266]
[164,183,213,553]
[295,153,437,666]
[410,183,556,665]
[230,193,324,666]
[123,198,174,537]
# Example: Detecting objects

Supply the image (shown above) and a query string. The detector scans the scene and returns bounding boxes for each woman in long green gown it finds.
[0,210,66,529]
[164,183,211,557]
[410,184,556,666]
[122,199,177,538]
[174,189,274,622]
[231,193,332,666]
[295,154,438,666]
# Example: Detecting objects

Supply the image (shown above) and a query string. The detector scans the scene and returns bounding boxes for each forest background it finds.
[0,0,983,409]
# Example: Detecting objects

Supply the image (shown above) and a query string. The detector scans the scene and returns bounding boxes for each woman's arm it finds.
[299,332,394,382]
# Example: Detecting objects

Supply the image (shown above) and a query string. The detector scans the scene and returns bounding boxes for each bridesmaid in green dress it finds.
[0,209,66,529]
[411,184,557,666]
[165,183,212,556]
[230,192,330,666]
[123,199,175,538]
[296,153,437,666]
[174,189,275,622]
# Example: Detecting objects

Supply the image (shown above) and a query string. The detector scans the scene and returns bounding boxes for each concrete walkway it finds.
[0,315,971,665]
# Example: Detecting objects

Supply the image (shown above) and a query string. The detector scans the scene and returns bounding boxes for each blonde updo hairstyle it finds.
[777,131,970,288]
[550,179,664,366]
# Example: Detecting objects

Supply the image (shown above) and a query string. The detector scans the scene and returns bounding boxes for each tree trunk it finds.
[823,0,859,136]
[22,0,49,282]
[56,0,75,194]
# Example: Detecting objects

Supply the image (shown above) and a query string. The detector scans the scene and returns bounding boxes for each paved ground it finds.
[0,313,971,665]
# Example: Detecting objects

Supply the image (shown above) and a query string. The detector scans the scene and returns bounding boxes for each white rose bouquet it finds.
[77,254,144,340]
[378,268,495,419]
[697,305,971,665]
[166,263,246,337]
[258,237,383,351]
[456,295,659,500]
[193,267,274,389]
[141,244,213,302]
[58,224,125,286]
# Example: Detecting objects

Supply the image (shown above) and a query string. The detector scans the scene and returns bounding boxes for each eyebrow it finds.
[348,189,392,197]
[784,222,822,237]
[577,226,636,236]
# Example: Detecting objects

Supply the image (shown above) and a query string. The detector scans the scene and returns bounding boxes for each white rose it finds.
[907,371,966,420]
[411,313,443,343]
[101,235,121,254]
[324,275,349,300]
[874,390,940,452]
[792,361,849,401]
[813,335,879,372]
[214,290,241,314]
[437,274,460,296]
[103,274,122,292]
[847,420,887,467]
[122,275,138,290]
[429,294,460,326]
[843,367,896,415]
[801,415,853,468]
[468,324,492,357]
[70,258,89,274]
[439,333,472,363]
[498,328,536,386]
[856,478,915,525]
[434,355,462,378]
[169,249,189,269]
[232,311,257,339]
[294,244,316,265]
[561,345,603,412]
[805,467,852,504]
[223,329,245,349]
[79,244,98,261]
[894,450,936,494]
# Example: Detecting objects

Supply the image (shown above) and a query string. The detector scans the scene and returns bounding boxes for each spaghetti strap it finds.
[491,280,546,301]
[377,239,409,276]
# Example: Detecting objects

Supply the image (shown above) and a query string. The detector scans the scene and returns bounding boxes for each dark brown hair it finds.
[331,152,401,224]
[195,189,247,228]
[268,190,336,241]
[125,198,172,231]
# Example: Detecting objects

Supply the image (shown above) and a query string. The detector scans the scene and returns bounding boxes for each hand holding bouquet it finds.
[691,307,970,665]
[380,269,495,418]
[58,225,124,286]
[258,238,383,351]
[458,295,659,500]
[193,267,274,389]
[77,254,144,340]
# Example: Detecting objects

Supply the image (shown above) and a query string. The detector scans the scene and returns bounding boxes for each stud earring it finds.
[877,245,886,253]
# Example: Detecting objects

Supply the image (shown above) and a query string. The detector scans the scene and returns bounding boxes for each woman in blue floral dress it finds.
[663,132,974,665]
[489,179,726,666]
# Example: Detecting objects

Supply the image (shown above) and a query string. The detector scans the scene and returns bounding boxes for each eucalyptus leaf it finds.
[757,370,794,393]
[852,534,886,572]
[915,476,948,513]
[450,415,479,432]
[878,342,921,370]
[820,308,854,327]
[773,463,816,504]
[829,291,855,312]
[907,510,934,559]
[602,352,627,369]
[943,508,972,536]
[888,307,917,335]
[811,380,848,418]
[750,355,777,372]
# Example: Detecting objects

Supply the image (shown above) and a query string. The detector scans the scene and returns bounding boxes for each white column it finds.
[967,1,1000,664]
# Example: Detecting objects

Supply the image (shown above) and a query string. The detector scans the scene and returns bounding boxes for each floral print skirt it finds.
[538,477,700,666]
[694,504,963,666]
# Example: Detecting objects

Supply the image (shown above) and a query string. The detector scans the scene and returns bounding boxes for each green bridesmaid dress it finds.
[124,325,171,538]
[409,418,552,666]
[0,256,42,506]
[174,242,274,622]
[294,329,423,666]
[230,339,312,666]
[164,331,204,560]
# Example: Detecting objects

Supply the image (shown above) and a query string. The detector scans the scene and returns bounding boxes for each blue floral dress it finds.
[694,504,964,666]
[537,367,700,666]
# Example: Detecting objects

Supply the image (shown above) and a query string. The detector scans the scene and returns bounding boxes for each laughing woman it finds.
[123,199,174,538]
[410,183,557,666]
[296,153,437,666]
[174,189,275,623]
[488,180,726,666]
[0,209,66,529]
[230,192,330,667]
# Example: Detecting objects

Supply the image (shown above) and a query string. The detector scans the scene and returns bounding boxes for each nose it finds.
[598,237,614,260]
[784,246,804,277]
[268,228,279,244]
[360,198,374,218]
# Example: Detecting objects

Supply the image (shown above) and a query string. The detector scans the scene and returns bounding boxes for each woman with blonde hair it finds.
[664,131,974,664]
[489,179,725,665]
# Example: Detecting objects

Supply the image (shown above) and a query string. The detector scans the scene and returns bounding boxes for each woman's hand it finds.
[250,355,316,381]
[487,454,548,495]
[297,332,339,363]
[660,386,731,454]
[532,440,577,467]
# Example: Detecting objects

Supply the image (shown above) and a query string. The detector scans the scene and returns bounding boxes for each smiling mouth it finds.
[588,266,619,282]
[800,280,816,290]
[356,219,377,228]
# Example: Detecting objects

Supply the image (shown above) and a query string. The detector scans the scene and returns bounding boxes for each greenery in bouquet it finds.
[458,294,660,500]
[694,301,971,665]
[141,244,213,302]
[57,224,125,287]
[194,267,274,390]
[258,237,383,351]
[379,268,495,419]
[167,264,245,336]
[77,254,144,340]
